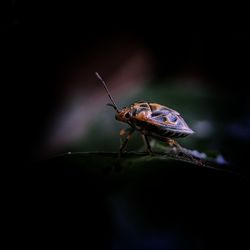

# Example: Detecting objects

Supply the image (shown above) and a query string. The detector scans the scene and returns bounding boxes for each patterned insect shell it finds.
[115,101,194,139]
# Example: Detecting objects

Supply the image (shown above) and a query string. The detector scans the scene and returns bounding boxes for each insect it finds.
[95,72,194,156]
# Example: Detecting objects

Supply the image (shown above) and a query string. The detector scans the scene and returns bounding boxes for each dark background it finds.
[3,2,250,249]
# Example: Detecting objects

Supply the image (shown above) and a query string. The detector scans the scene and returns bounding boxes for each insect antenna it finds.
[95,72,120,112]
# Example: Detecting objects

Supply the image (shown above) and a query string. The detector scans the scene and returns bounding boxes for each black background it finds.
[3,2,250,249]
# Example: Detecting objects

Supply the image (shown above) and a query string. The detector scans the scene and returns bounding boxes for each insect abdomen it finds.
[134,119,189,138]
[161,130,189,138]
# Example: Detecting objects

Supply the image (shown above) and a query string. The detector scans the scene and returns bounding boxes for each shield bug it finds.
[95,72,194,156]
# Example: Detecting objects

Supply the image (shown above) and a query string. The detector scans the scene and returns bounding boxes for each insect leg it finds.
[166,138,203,166]
[119,128,135,157]
[141,135,153,155]
[166,138,182,150]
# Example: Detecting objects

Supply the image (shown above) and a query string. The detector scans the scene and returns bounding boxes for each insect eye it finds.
[125,113,130,118]
[168,114,178,122]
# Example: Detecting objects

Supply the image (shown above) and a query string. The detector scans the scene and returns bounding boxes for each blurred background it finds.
[3,1,250,249]
[4,2,250,171]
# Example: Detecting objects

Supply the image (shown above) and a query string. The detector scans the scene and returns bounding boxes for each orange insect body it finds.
[95,72,194,154]
[116,101,194,140]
